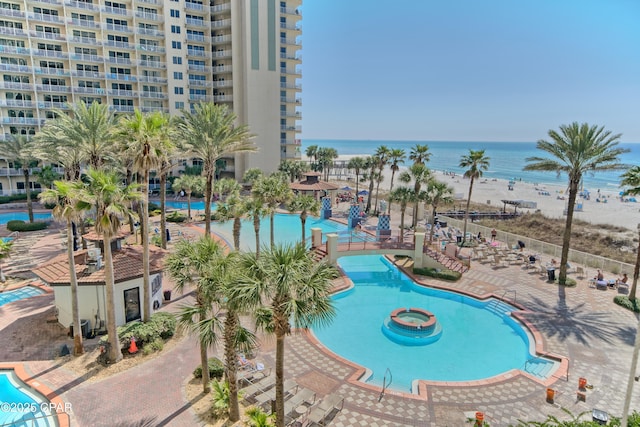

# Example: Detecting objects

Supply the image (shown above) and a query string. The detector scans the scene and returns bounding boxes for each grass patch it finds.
[413,266,461,281]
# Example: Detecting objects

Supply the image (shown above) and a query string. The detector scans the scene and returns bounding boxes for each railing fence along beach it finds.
[439,215,634,275]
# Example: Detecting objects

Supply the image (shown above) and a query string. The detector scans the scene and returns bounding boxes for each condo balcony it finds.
[108,89,136,97]
[105,73,137,81]
[280,125,301,132]
[0,45,30,55]
[0,166,64,176]
[212,50,231,58]
[279,82,302,90]
[38,101,69,109]
[73,87,106,95]
[185,2,205,12]
[65,0,100,12]
[107,57,133,65]
[31,30,66,41]
[36,68,71,76]
[67,18,101,29]
[186,18,206,27]
[70,53,103,63]
[188,80,214,87]
[69,36,100,45]
[280,111,301,119]
[138,0,160,4]
[0,64,31,74]
[137,28,164,37]
[280,7,301,17]
[105,40,136,50]
[0,27,27,37]
[140,106,169,113]
[34,50,69,59]
[211,80,231,88]
[0,100,35,108]
[187,49,211,58]
[280,52,302,61]
[111,105,135,112]
[189,94,212,102]
[138,60,166,69]
[212,64,233,73]
[29,12,65,24]
[187,33,205,42]
[33,0,61,4]
[188,64,212,72]
[101,5,130,16]
[141,92,168,99]
[136,12,162,21]
[211,19,231,29]
[138,44,165,53]
[211,34,232,44]
[280,139,302,146]
[280,97,301,104]
[138,75,167,84]
[279,22,301,32]
[0,8,25,19]
[280,67,301,76]
[0,82,33,90]
[1,117,45,125]
[280,37,301,47]
[105,23,133,33]
[73,70,103,78]
[36,84,71,93]
[212,94,232,103]
[210,3,231,14]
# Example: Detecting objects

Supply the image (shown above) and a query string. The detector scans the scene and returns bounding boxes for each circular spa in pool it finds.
[312,255,559,392]
[382,307,442,345]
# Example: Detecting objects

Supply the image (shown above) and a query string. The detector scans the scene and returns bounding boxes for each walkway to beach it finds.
[2,219,639,426]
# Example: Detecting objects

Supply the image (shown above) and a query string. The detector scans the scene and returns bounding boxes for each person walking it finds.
[491,228,497,242]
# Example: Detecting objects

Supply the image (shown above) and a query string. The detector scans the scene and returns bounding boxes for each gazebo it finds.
[501,199,522,214]
[289,171,339,201]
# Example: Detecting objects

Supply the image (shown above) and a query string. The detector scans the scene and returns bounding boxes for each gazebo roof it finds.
[290,180,339,191]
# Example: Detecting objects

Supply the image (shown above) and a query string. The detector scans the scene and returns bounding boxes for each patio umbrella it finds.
[358,190,369,195]
[341,186,354,191]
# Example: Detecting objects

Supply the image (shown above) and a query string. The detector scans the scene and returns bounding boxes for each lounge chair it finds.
[254,379,299,408]
[241,374,275,402]
[284,387,316,416]
[306,394,344,426]
[576,266,586,279]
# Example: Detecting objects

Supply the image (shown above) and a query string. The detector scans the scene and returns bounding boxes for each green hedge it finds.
[193,357,225,380]
[413,266,461,281]
[614,295,640,313]
[6,220,49,232]
[0,193,40,204]
[99,312,177,351]
[166,212,187,223]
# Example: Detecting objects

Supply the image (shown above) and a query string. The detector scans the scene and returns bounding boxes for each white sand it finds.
[310,155,640,231]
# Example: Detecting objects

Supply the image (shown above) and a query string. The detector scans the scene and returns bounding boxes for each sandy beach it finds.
[313,155,640,231]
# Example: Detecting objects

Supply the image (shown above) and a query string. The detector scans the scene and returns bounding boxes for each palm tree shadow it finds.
[520,295,636,346]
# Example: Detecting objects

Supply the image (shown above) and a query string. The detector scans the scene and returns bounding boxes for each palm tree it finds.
[460,149,490,244]
[245,196,268,256]
[524,122,627,285]
[620,166,640,301]
[389,187,416,242]
[373,145,390,214]
[242,168,264,186]
[0,239,13,283]
[175,102,256,237]
[253,174,293,248]
[216,191,246,251]
[231,243,337,427]
[288,194,320,243]
[409,144,431,165]
[422,180,454,243]
[316,147,338,181]
[79,169,141,364]
[278,160,308,183]
[347,156,367,196]
[364,156,378,213]
[121,109,173,322]
[305,145,319,164]
[214,177,241,202]
[166,237,256,417]
[387,148,406,214]
[39,180,90,355]
[1,135,36,222]
[172,174,205,222]
[399,163,432,227]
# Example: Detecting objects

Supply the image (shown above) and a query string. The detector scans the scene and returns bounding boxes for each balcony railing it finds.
[280,52,302,61]
[73,86,106,94]
[188,80,213,87]
[280,7,301,17]
[280,139,302,146]
[29,12,64,23]
[38,101,69,109]
[280,67,301,76]
[0,27,27,37]
[187,33,205,42]
[101,5,130,15]
[1,117,44,125]
[189,94,211,102]
[111,105,135,112]
[280,82,302,90]
[186,18,206,27]
[136,11,161,21]
[211,34,232,44]
[138,75,167,83]
[210,3,231,14]
[280,97,301,104]
[212,64,232,73]
[0,99,35,108]
[211,19,231,28]
[36,68,71,76]
[280,111,301,119]
[137,28,164,37]
[72,70,103,78]
[185,2,204,12]
[140,106,169,113]
[69,36,100,45]
[137,44,165,53]
[65,0,100,11]
[280,125,301,132]
[34,50,68,59]
[138,60,165,68]
[187,64,211,72]
[105,73,137,81]
[279,22,301,31]
[69,53,102,62]
[31,30,66,41]
[36,84,71,93]
[107,57,133,65]
[213,50,231,58]
[280,37,301,46]
[187,49,209,58]
[108,89,136,97]
[0,82,33,90]
[212,94,232,102]
[141,92,167,99]
[104,40,135,50]
[0,45,30,54]
[67,18,101,28]
[104,23,133,33]
[0,64,31,73]
[0,8,25,18]
[32,0,61,4]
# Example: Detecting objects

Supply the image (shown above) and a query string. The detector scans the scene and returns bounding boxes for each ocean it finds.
[302,139,640,191]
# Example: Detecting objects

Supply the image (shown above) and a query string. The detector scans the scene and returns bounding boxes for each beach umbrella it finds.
[358,190,369,195]
[341,186,354,191]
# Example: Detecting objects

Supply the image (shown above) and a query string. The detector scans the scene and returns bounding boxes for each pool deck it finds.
[1,218,639,426]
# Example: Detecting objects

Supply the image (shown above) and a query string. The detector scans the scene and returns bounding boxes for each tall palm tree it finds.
[399,163,432,227]
[231,243,337,427]
[373,145,390,214]
[39,180,90,355]
[422,180,454,243]
[175,102,256,237]
[166,237,257,413]
[278,160,308,183]
[620,166,640,301]
[79,169,141,363]
[2,135,36,222]
[524,123,627,285]
[389,187,416,242]
[460,149,490,244]
[214,177,241,202]
[245,196,268,256]
[253,174,293,248]
[409,144,431,165]
[216,191,247,251]
[121,110,173,322]
[364,156,378,213]
[172,174,205,222]
[347,156,367,197]
[387,148,406,214]
[288,194,320,243]
[316,147,338,181]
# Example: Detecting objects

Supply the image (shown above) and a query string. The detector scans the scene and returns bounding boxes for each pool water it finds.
[0,286,45,307]
[164,200,216,211]
[208,213,357,251]
[0,371,56,426]
[0,212,52,225]
[313,255,557,392]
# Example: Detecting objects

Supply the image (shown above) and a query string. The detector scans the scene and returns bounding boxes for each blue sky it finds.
[299,0,640,142]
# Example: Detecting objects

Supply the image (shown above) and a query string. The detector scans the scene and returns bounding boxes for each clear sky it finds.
[299,0,640,142]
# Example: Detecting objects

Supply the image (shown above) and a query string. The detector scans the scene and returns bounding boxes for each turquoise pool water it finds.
[0,370,56,426]
[165,200,216,211]
[0,212,51,225]
[313,255,557,392]
[0,286,45,307]
[208,213,358,251]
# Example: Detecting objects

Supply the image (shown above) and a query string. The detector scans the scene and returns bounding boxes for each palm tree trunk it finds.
[67,218,83,356]
[126,169,135,235]
[104,235,122,364]
[275,330,285,427]
[204,170,214,236]
[462,177,475,244]
[24,169,33,223]
[388,170,396,215]
[254,216,261,257]
[630,231,640,302]
[160,171,167,249]
[224,310,240,422]
[559,179,580,285]
[233,217,241,251]
[399,208,406,242]
[142,169,151,322]
[198,291,211,392]
[365,174,375,213]
[374,178,382,215]
[300,213,307,243]
[429,206,437,243]
[412,182,421,228]
[270,212,275,249]
[355,172,360,196]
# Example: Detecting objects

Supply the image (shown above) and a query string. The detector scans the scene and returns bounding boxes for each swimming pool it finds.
[0,212,52,226]
[0,370,56,426]
[0,286,45,307]
[164,200,216,211]
[312,255,558,392]
[208,213,358,251]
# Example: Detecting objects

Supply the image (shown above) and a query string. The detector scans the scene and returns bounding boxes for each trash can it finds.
[70,319,90,339]
[547,268,555,281]
[592,409,608,425]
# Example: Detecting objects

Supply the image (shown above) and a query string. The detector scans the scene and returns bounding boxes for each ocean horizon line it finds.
[303,138,640,145]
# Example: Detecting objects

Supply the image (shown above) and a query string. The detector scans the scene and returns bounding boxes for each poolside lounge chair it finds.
[306,394,344,426]
[284,387,316,416]
[576,266,586,279]
[254,379,299,408]
[241,374,275,402]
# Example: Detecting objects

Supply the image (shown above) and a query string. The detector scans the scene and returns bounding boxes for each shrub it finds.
[557,277,577,287]
[413,266,461,281]
[148,202,160,211]
[193,357,224,380]
[6,220,49,232]
[166,211,187,223]
[99,312,176,352]
[614,295,640,313]
[0,193,40,204]
[211,380,231,418]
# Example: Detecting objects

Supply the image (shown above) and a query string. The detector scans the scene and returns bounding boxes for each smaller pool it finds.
[165,201,216,211]
[0,370,56,426]
[0,212,51,226]
[0,286,45,307]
